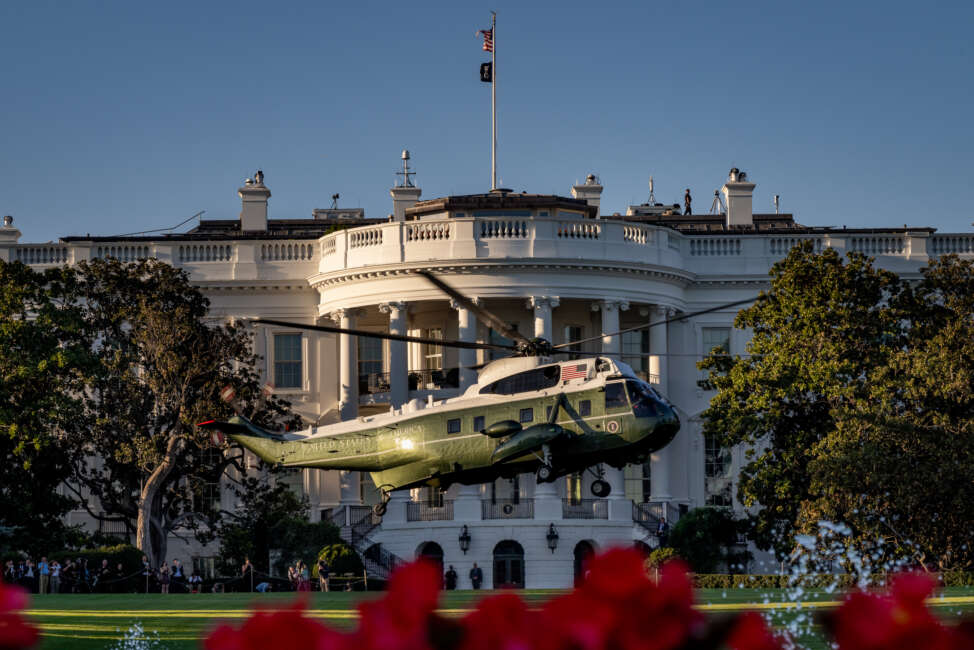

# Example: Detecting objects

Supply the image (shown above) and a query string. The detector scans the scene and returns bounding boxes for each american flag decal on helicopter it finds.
[560,363,587,381]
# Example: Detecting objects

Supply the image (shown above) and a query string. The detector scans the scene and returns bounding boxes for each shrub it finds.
[49,543,143,575]
[314,543,364,578]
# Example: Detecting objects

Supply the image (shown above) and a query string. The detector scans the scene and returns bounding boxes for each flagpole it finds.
[490,11,497,191]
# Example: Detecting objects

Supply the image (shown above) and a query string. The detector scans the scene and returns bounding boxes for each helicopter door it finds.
[604,381,629,414]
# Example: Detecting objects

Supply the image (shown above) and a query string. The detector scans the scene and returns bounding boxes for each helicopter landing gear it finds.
[589,464,611,498]
[536,444,554,483]
[373,489,392,517]
[591,480,611,498]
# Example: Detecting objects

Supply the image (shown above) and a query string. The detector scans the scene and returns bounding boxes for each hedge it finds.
[693,572,974,589]
[49,544,144,575]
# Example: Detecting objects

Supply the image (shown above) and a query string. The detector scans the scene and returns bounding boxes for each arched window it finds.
[573,540,596,587]
[492,540,525,589]
[417,541,444,582]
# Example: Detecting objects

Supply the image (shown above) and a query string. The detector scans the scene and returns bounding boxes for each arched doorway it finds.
[573,540,595,586]
[417,541,444,584]
[493,540,525,588]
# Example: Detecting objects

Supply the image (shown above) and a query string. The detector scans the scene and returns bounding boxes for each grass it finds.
[25,587,974,650]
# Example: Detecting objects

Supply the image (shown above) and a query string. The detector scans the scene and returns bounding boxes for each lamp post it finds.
[459,525,471,554]
[546,523,559,553]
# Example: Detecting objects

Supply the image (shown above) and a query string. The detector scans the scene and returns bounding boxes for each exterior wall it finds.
[4,215,973,583]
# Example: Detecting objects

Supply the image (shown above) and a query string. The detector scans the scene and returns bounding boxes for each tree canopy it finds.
[699,245,974,569]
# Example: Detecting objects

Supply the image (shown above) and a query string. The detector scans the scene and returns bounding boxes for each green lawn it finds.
[25,587,974,650]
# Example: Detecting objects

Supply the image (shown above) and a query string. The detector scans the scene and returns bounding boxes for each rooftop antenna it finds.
[773,194,780,214]
[710,190,725,215]
[396,149,416,188]
[648,176,656,204]
[331,194,340,209]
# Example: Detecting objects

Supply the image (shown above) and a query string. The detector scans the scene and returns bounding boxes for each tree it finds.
[666,508,746,574]
[803,255,974,570]
[699,244,974,569]
[215,475,341,576]
[66,259,296,567]
[0,261,90,553]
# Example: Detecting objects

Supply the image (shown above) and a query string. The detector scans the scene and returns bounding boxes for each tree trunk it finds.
[136,433,181,567]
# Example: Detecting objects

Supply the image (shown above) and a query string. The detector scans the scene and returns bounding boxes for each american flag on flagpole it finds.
[478,28,493,52]
[560,363,588,382]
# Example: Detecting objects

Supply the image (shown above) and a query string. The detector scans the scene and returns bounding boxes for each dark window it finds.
[579,400,591,417]
[519,408,533,423]
[473,415,485,432]
[274,333,302,388]
[447,418,461,434]
[480,365,561,395]
[605,382,628,409]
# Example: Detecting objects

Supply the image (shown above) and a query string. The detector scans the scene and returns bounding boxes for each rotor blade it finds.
[252,318,516,352]
[414,271,531,347]
[553,297,760,350]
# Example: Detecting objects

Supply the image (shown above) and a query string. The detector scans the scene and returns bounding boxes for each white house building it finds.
[3,162,971,588]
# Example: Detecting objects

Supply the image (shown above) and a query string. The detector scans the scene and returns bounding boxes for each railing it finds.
[14,245,69,264]
[557,221,600,239]
[178,244,233,263]
[931,235,974,255]
[406,222,451,242]
[362,543,405,577]
[623,225,651,244]
[632,501,662,533]
[848,235,906,256]
[562,499,608,519]
[348,506,381,547]
[480,219,529,239]
[349,228,383,248]
[359,368,460,395]
[482,498,534,520]
[321,238,337,256]
[689,237,743,256]
[95,245,152,261]
[97,519,131,537]
[406,501,454,522]
[638,500,683,524]
[260,242,315,261]
[767,236,824,256]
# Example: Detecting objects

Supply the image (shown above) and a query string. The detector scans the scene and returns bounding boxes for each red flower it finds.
[351,559,442,650]
[0,581,39,650]
[459,592,536,650]
[725,612,783,650]
[204,601,344,650]
[831,573,963,650]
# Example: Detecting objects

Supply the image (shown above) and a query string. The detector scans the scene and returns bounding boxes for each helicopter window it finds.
[605,382,628,409]
[579,399,591,417]
[447,418,461,434]
[626,380,659,417]
[545,405,552,420]
[480,365,561,395]
[473,415,485,433]
[519,408,534,423]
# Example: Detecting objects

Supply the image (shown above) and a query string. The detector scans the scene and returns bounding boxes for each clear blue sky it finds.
[2,0,972,243]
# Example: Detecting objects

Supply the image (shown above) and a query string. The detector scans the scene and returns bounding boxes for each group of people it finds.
[442,563,483,590]
[239,556,333,593]
[3,556,141,594]
[142,555,204,594]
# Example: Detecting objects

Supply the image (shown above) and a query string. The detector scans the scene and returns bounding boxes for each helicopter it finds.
[199,272,754,516]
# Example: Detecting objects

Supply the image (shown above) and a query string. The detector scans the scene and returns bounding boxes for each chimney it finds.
[571,174,603,217]
[0,215,21,243]
[238,170,270,231]
[722,168,755,227]
[390,150,422,222]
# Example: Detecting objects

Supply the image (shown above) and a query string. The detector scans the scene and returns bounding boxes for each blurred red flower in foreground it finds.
[203,548,973,650]
[0,580,39,650]
[830,573,974,650]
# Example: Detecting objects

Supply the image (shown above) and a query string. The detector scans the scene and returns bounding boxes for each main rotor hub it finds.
[516,337,553,357]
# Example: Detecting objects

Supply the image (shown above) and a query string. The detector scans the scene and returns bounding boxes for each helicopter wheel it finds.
[536,464,553,483]
[591,480,611,498]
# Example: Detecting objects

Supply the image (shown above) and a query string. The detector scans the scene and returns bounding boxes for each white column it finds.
[527,296,559,342]
[649,305,672,503]
[454,484,482,521]
[593,299,629,357]
[331,308,360,421]
[379,301,408,409]
[452,299,478,391]
[339,470,361,506]
[594,299,630,520]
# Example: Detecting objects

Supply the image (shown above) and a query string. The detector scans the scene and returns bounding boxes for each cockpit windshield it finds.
[626,380,660,417]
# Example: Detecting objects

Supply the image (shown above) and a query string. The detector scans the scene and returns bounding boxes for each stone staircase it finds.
[327,506,405,581]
